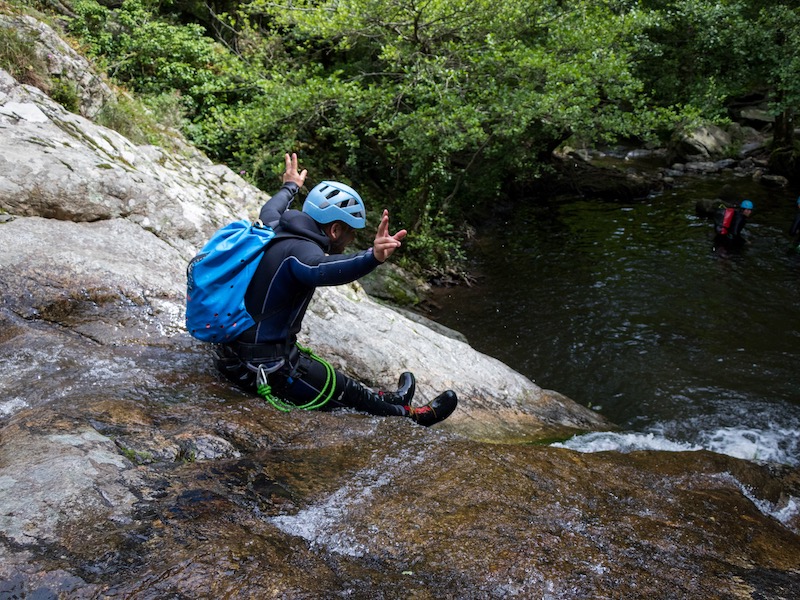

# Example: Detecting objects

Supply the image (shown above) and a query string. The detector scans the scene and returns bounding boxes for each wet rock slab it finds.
[1,374,799,599]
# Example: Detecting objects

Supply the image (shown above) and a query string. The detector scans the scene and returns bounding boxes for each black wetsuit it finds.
[213,182,406,416]
[714,206,749,249]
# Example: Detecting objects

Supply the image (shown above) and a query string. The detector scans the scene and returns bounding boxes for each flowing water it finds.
[430,164,800,466]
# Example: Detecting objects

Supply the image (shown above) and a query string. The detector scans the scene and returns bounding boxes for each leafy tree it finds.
[634,1,799,172]
[753,4,800,150]
[206,0,674,271]
[68,0,254,118]
[58,0,799,272]
[634,0,756,116]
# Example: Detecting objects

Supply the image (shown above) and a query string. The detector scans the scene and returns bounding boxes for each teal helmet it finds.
[740,199,754,210]
[303,181,366,229]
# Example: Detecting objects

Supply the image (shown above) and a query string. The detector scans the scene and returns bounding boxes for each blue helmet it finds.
[303,181,366,229]
[740,199,754,210]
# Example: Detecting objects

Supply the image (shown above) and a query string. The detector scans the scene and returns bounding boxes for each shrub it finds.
[94,93,168,147]
[0,24,50,91]
[49,78,81,113]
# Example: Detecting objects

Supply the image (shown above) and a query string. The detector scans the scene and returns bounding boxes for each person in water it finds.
[213,152,458,426]
[713,199,753,250]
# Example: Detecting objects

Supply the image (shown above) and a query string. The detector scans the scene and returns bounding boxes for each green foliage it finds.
[95,93,173,147]
[49,78,81,113]
[141,90,191,132]
[68,0,251,118]
[0,24,49,90]
[634,0,754,113]
[756,4,800,111]
[634,0,800,118]
[55,0,800,275]
[400,208,467,277]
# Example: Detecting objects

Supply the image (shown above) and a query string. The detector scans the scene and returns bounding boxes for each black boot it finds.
[341,377,408,417]
[407,390,458,427]
[378,371,415,406]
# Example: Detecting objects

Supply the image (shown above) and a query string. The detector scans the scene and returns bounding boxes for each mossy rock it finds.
[360,262,431,307]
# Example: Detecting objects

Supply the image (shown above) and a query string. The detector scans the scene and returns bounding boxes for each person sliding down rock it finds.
[213,152,457,427]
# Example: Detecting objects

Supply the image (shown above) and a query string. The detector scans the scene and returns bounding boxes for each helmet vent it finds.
[338,198,364,218]
[318,195,363,218]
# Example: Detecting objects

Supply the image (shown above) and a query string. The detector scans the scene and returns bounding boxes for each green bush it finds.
[0,24,49,91]
[141,90,190,132]
[67,0,251,118]
[49,78,81,113]
[94,94,168,147]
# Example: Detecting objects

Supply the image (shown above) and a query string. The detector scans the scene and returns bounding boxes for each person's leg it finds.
[270,352,408,416]
[337,376,410,416]
[219,344,459,426]
[277,356,458,426]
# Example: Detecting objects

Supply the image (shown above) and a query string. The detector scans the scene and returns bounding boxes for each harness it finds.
[255,344,335,412]
[242,227,337,412]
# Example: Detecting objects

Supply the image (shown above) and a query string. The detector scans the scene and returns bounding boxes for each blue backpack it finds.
[186,220,275,343]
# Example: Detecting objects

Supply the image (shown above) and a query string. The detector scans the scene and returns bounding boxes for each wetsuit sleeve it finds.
[287,246,382,287]
[259,182,300,226]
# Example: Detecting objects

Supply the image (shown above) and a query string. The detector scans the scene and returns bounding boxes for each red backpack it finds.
[718,207,735,235]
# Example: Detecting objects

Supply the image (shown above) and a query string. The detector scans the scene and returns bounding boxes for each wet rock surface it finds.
[1,13,799,599]
[1,373,799,598]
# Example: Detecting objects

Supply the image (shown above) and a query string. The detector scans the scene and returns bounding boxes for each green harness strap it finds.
[256,344,335,412]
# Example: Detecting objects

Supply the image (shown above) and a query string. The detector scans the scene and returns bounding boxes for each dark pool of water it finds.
[431,169,800,464]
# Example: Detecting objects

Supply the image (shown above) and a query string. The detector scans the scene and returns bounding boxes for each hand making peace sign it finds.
[372,209,407,262]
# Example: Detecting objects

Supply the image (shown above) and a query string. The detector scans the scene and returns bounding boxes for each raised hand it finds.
[282,152,307,188]
[373,209,407,262]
